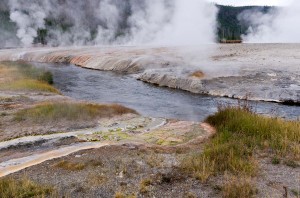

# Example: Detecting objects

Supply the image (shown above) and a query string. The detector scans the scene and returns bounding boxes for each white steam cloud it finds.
[239,0,300,43]
[4,0,217,47]
[8,0,50,47]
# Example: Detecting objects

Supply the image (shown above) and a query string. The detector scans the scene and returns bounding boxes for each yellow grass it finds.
[0,177,53,198]
[0,61,57,93]
[139,178,152,194]
[0,79,59,93]
[53,160,86,171]
[222,175,256,198]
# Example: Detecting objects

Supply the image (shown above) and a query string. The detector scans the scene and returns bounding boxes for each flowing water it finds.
[33,63,300,121]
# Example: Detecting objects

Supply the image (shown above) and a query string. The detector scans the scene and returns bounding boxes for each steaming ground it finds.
[240,0,300,43]
[0,43,299,104]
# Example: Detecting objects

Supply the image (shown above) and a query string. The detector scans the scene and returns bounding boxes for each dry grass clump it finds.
[144,153,164,168]
[139,178,152,194]
[54,160,86,171]
[0,61,58,93]
[222,175,256,198]
[115,192,126,198]
[88,174,107,186]
[189,70,205,78]
[114,192,136,198]
[0,177,54,198]
[182,155,215,183]
[14,102,137,123]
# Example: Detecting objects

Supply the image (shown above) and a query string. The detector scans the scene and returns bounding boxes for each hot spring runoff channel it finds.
[33,63,300,121]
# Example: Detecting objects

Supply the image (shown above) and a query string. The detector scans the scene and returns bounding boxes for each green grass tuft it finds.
[1,61,54,84]
[206,107,300,159]
[181,106,300,182]
[14,102,137,123]
[0,61,57,93]
[1,79,59,93]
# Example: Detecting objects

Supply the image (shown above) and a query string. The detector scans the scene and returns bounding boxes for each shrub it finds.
[39,71,54,84]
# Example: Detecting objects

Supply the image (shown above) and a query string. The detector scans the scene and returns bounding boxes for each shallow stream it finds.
[33,63,300,121]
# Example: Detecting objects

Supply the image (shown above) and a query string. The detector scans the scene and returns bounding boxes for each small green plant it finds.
[39,71,53,84]
[271,156,281,165]
[291,189,300,197]
[0,112,8,116]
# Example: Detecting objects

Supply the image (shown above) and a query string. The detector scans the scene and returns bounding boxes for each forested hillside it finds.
[217,5,272,40]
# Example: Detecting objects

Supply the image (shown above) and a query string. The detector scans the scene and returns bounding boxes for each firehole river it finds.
[33,63,300,121]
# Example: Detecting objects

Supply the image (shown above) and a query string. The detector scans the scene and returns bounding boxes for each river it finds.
[33,63,300,121]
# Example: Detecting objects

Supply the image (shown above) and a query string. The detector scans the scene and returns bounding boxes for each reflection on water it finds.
[33,63,300,121]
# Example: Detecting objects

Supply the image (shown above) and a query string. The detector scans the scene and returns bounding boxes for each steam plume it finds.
[3,0,217,47]
[239,1,300,43]
[8,0,50,46]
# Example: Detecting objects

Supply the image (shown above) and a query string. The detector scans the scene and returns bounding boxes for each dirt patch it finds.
[10,144,218,198]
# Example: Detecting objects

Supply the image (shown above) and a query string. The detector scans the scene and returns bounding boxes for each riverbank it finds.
[0,44,299,104]
[0,61,299,197]
[0,61,216,197]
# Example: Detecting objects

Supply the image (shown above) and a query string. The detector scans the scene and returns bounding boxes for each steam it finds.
[2,0,217,47]
[140,0,217,45]
[8,0,50,47]
[239,1,300,43]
